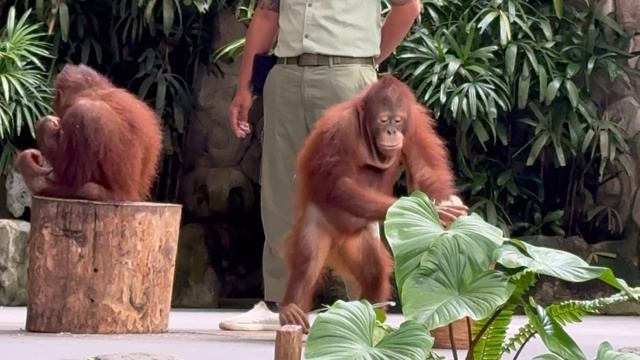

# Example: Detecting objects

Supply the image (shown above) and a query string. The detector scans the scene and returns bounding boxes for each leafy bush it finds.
[384,0,638,238]
[0,6,52,174]
[304,192,640,360]
[213,0,637,239]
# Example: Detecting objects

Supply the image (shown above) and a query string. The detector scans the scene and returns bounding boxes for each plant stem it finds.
[466,317,472,349]
[466,306,504,360]
[449,323,458,360]
[513,333,535,360]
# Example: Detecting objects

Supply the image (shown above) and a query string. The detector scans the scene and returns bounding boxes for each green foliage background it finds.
[383,0,638,240]
[2,0,639,241]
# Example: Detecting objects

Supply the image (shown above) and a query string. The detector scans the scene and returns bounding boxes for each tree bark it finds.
[25,196,182,334]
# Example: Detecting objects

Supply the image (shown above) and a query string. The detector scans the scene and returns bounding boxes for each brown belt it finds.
[276,53,376,66]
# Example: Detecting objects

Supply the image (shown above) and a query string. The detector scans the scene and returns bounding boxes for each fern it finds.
[472,272,536,360]
[502,288,640,354]
[547,289,640,325]
[502,322,536,354]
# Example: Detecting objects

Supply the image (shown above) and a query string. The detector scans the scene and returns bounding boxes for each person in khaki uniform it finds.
[220,0,424,330]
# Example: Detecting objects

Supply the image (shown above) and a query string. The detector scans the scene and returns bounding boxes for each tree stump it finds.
[274,325,303,360]
[25,196,182,334]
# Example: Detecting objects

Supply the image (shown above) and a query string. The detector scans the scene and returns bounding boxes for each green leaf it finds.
[496,240,632,293]
[385,192,507,297]
[553,0,563,18]
[596,341,640,360]
[539,67,548,103]
[305,300,433,360]
[506,43,517,76]
[532,354,565,360]
[499,10,511,46]
[552,135,566,166]
[565,80,579,108]
[145,0,158,30]
[59,1,69,42]
[543,210,564,223]
[384,192,444,292]
[527,133,549,166]
[402,238,514,330]
[545,79,563,105]
[566,63,580,79]
[473,119,491,144]
[478,11,499,34]
[163,0,175,35]
[518,60,531,109]
[524,299,586,360]
[155,73,167,116]
[582,129,595,154]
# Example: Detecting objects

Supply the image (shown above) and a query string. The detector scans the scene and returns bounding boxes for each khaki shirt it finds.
[274,0,382,58]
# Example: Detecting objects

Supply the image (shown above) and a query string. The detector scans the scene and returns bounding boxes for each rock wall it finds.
[173,8,265,306]
[591,0,640,291]
[0,219,30,306]
[529,0,640,314]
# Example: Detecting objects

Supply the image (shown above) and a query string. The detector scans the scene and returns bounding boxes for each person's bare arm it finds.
[376,0,421,65]
[229,1,280,138]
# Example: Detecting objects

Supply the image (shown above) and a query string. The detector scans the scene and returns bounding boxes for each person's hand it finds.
[436,195,468,227]
[229,87,253,139]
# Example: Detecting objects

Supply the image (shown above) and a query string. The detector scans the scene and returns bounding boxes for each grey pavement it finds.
[0,306,638,359]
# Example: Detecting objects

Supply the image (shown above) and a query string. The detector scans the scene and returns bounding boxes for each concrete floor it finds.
[0,306,638,359]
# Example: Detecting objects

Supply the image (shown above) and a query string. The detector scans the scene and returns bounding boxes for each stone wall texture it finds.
[593,0,640,289]
[173,8,265,305]
[532,0,640,314]
[0,219,30,306]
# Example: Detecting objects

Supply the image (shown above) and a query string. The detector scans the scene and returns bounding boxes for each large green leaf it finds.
[384,192,445,292]
[305,300,433,360]
[596,341,640,360]
[496,240,632,293]
[524,299,586,360]
[401,238,514,330]
[385,192,507,294]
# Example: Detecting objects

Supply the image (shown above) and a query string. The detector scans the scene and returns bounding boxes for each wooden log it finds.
[25,196,182,334]
[274,325,303,360]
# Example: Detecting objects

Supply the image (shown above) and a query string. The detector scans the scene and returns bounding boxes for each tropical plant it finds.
[0,5,53,174]
[212,0,637,240]
[7,0,227,200]
[304,192,640,360]
[385,0,637,238]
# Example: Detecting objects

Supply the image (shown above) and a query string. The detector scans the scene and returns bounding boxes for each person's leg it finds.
[220,65,306,331]
[260,64,308,304]
[302,63,378,298]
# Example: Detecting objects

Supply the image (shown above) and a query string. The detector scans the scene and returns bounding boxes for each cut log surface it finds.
[25,196,182,334]
[274,325,303,360]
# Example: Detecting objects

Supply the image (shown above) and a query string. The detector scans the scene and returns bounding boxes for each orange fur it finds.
[278,75,458,332]
[15,64,163,201]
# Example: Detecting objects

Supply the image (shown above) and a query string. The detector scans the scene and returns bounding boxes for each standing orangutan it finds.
[15,64,163,202]
[278,75,468,332]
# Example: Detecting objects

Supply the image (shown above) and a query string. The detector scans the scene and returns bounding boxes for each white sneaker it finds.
[218,301,281,331]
